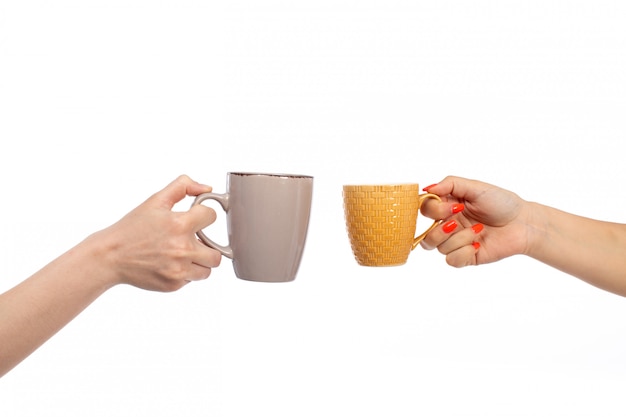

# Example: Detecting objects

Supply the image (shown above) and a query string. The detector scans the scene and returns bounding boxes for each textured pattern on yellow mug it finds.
[343,184,420,266]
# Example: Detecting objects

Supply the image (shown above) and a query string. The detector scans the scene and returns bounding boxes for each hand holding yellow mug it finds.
[343,183,443,266]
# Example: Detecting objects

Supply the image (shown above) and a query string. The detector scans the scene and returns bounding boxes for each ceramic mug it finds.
[192,172,313,282]
[342,183,443,267]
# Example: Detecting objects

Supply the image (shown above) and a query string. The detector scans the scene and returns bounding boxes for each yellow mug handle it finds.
[412,193,443,250]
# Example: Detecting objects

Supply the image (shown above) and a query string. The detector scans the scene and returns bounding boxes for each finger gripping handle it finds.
[191,192,233,259]
[412,193,444,250]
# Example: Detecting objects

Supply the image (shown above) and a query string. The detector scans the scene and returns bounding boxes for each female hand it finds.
[0,175,224,377]
[420,176,531,267]
[93,175,222,292]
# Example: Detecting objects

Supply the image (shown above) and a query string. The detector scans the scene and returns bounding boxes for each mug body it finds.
[343,184,419,266]
[227,172,313,282]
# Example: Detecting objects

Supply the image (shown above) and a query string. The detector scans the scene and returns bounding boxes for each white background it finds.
[1,1,625,416]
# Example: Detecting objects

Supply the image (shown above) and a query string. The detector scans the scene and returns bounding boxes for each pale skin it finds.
[0,175,222,377]
[420,176,626,297]
[4,176,625,378]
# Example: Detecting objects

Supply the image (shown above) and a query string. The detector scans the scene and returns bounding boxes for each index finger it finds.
[421,176,488,220]
[151,175,213,209]
[423,176,491,201]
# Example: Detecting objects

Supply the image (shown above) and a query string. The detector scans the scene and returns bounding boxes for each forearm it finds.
[525,202,626,296]
[0,234,117,377]
[0,175,219,377]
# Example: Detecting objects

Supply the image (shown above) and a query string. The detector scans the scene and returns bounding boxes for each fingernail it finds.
[452,203,465,214]
[472,241,481,250]
[442,220,458,234]
[423,184,437,192]
[472,223,484,234]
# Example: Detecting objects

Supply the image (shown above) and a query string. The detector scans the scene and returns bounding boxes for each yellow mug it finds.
[342,183,443,267]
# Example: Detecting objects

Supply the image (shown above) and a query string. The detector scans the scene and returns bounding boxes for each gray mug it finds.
[192,172,314,283]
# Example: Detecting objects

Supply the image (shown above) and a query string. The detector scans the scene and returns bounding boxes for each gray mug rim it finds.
[229,172,313,179]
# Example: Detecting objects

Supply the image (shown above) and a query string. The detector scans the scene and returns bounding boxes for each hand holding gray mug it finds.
[191,172,314,283]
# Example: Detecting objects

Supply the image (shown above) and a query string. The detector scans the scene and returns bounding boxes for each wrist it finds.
[520,201,550,260]
[77,229,125,290]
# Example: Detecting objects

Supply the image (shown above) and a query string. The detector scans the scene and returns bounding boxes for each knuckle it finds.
[170,214,189,232]
[176,174,192,184]
[163,264,188,282]
[151,274,186,292]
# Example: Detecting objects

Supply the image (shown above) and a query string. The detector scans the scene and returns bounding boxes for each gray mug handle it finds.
[191,192,233,259]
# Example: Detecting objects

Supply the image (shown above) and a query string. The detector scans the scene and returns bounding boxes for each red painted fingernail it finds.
[452,203,465,214]
[472,241,481,250]
[423,184,437,192]
[472,223,484,233]
[442,220,458,233]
